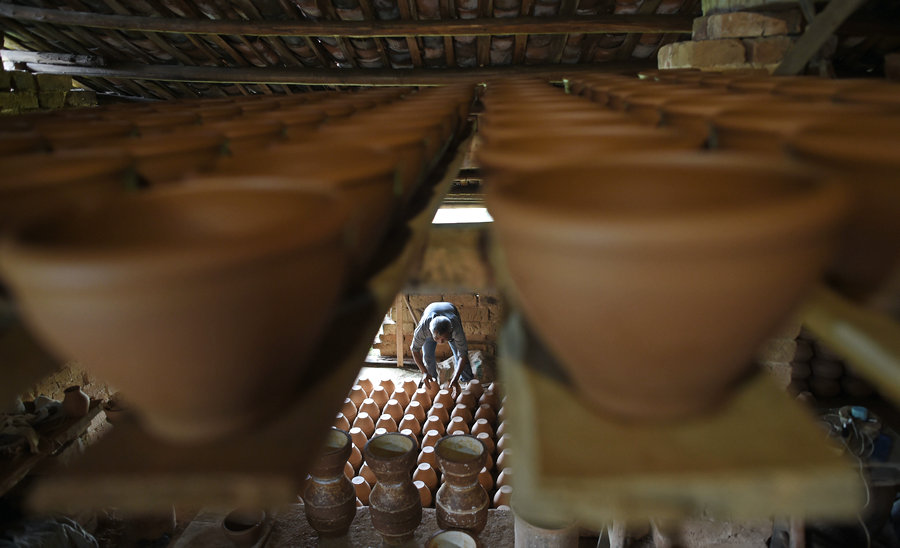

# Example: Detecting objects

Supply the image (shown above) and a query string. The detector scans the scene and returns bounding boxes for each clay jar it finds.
[428,403,450,425]
[62,385,90,418]
[383,399,405,422]
[222,508,266,547]
[0,179,349,442]
[390,389,410,408]
[364,432,422,545]
[434,390,454,409]
[486,152,848,420]
[341,398,357,422]
[658,93,789,140]
[302,428,357,537]
[359,398,380,418]
[123,129,227,184]
[434,434,490,534]
[787,121,900,302]
[370,386,390,408]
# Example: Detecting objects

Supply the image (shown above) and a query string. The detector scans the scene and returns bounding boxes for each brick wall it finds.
[374,292,503,364]
[0,69,97,115]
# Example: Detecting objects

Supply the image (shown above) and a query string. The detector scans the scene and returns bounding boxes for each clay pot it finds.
[383,399,405,422]
[341,398,357,422]
[359,398,380,419]
[450,404,473,424]
[412,388,432,409]
[344,461,354,480]
[0,131,47,157]
[493,485,512,508]
[415,480,433,508]
[623,88,720,126]
[349,385,367,406]
[365,432,422,545]
[428,403,450,425]
[349,427,368,451]
[422,430,443,448]
[349,444,363,472]
[401,380,418,397]
[399,428,416,440]
[434,389,454,409]
[222,508,266,547]
[334,413,351,431]
[834,83,900,109]
[497,434,510,453]
[658,93,793,140]
[424,381,440,401]
[377,414,399,433]
[471,419,493,439]
[495,422,507,439]
[61,385,90,419]
[302,428,357,537]
[398,414,421,437]
[357,377,374,395]
[390,389,410,408]
[0,180,350,441]
[418,445,438,468]
[456,389,476,410]
[124,129,227,184]
[370,386,390,408]
[413,462,439,491]
[486,152,848,419]
[478,391,499,411]
[39,120,136,151]
[374,427,389,438]
[473,404,496,424]
[478,467,493,491]
[205,119,284,156]
[787,121,900,303]
[496,449,512,473]
[497,406,507,423]
[352,476,371,505]
[380,379,396,396]
[406,400,427,423]
[475,432,494,455]
[425,529,481,548]
[771,77,872,102]
[360,462,377,485]
[448,416,470,435]
[435,434,490,534]
[353,412,376,438]
[497,468,513,488]
[465,379,484,399]
[424,416,446,436]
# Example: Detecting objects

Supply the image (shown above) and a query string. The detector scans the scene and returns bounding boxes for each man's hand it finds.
[423,376,439,392]
[442,379,461,399]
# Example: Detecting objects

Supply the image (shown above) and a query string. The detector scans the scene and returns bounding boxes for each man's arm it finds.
[410,319,438,388]
[447,314,470,394]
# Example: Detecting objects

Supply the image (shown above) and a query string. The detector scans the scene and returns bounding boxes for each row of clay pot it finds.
[480,77,849,421]
[0,85,477,443]
[302,428,496,544]
[789,331,875,401]
[567,72,900,305]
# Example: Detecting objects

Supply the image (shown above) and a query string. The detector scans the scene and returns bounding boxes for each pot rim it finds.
[435,434,485,465]
[788,122,900,169]
[364,431,417,461]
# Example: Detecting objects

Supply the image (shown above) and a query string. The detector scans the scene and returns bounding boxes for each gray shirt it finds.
[411,302,469,357]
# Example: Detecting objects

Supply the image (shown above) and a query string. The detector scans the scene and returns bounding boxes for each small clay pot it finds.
[497,468,513,488]
[349,427,368,451]
[334,413,351,431]
[456,389,476,409]
[349,444,363,472]
[447,416,470,435]
[376,414,399,433]
[413,462,439,491]
[496,449,512,473]
[353,412,375,438]
[383,399,405,422]
[344,461,354,480]
[473,404,496,424]
[496,433,510,453]
[370,386,390,408]
[222,508,266,547]
[428,403,450,425]
[478,467,493,492]
[352,476,371,505]
[495,422,507,439]
[493,485,512,508]
[478,391,499,411]
[465,379,484,399]
[359,398,380,418]
[415,480,433,508]
[471,419,493,439]
[434,434,489,534]
[412,388,432,409]
[390,389,410,408]
[61,386,90,418]
[341,398,357,422]
[380,379,396,396]
[422,430,443,448]
[364,432,422,545]
[401,380,418,397]
[356,377,374,395]
[434,389,454,409]
[475,432,494,455]
[424,416,446,436]
[450,404,472,424]
[418,445,438,468]
[302,428,357,537]
[348,385,367,407]
[374,427,389,438]
[405,400,427,423]
[360,462,377,485]
[398,414,421,437]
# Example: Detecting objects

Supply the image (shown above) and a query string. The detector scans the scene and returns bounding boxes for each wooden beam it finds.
[0,5,694,36]
[395,294,404,368]
[0,48,104,66]
[24,59,652,85]
[773,0,867,76]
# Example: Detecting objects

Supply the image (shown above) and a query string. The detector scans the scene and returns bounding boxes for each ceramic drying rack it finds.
[20,126,476,514]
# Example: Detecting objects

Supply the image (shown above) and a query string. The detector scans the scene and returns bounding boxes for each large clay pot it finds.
[302,428,357,537]
[365,432,422,545]
[61,385,90,418]
[0,178,349,441]
[435,434,490,534]
[486,152,847,419]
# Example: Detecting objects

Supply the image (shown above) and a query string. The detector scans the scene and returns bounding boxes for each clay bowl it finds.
[787,121,900,303]
[0,178,350,441]
[126,111,202,136]
[622,88,722,126]
[256,108,325,140]
[222,508,266,547]
[0,150,137,231]
[486,152,848,420]
[659,93,795,140]
[205,119,285,155]
[771,78,874,102]
[36,120,137,151]
[122,129,228,185]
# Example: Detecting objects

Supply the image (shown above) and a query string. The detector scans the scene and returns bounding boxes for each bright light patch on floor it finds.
[432,207,494,224]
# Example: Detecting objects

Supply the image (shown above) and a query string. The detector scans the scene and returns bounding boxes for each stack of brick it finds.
[375,293,502,363]
[756,320,801,391]
[658,0,803,72]
[0,69,97,114]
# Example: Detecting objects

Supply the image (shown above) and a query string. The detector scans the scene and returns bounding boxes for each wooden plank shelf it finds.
[24,127,476,514]
[498,311,865,526]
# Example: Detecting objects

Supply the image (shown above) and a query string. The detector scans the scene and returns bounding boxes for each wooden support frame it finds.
[773,0,867,76]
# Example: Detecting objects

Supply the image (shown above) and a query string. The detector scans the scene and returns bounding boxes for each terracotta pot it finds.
[356,377,374,394]
[493,485,512,508]
[497,406,507,424]
[486,152,847,419]
[426,529,481,548]
[349,444,363,472]
[418,445,438,468]
[370,386,390,409]
[448,416,470,435]
[497,434,510,454]
[434,390,454,409]
[422,430,443,448]
[428,403,450,425]
[399,428,416,440]
[435,434,489,534]
[456,389,476,409]
[450,404,473,424]
[623,88,720,126]
[349,427,368,451]
[478,391,499,411]
[787,121,900,302]
[473,404,496,424]
[658,93,789,140]
[365,432,422,545]
[475,432,494,455]
[125,111,201,136]
[834,83,900,109]
[424,381,440,401]
[349,385,367,407]
[379,379,396,396]
[478,467,493,492]
[374,427,389,438]
[61,385,90,418]
[465,379,484,399]
[412,388,432,409]
[341,398,358,422]
[496,449,512,472]
[415,480,432,507]
[399,414,421,437]
[406,400,427,423]
[38,120,136,151]
[302,428,357,537]
[413,462,439,491]
[471,419,493,439]
[206,119,285,155]
[359,398,380,418]
[352,476,371,505]
[383,399,405,423]
[0,179,349,441]
[222,508,266,547]
[124,129,227,184]
[334,412,351,431]
[771,77,872,102]
[0,131,47,157]
[360,462,377,485]
[495,421,507,439]
[401,380,418,397]
[353,412,376,438]
[344,461,354,480]
[390,389,410,408]
[424,416,446,436]
[377,414,399,433]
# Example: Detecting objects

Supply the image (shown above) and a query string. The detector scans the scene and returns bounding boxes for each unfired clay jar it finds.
[496,449,512,473]
[471,419,493,439]
[429,403,450,425]
[450,404,473,424]
[365,432,422,545]
[123,129,227,184]
[204,119,284,156]
[495,422,507,439]
[370,386,390,408]
[349,427,368,451]
[360,462,377,485]
[493,485,512,508]
[413,462,439,491]
[422,430,442,448]
[349,386,367,407]
[349,444,363,472]
[658,93,792,140]
[0,179,349,441]
[357,377,374,395]
[334,413,351,431]
[399,414,421,437]
[406,400,427,423]
[497,468,513,489]
[344,461,354,480]
[353,412,375,438]
[434,390,454,409]
[424,381,440,401]
[380,379,396,396]
[497,434,510,454]
[412,388,432,409]
[418,445,438,468]
[435,434,490,534]
[479,391,499,411]
[390,389,410,408]
[475,432,494,455]
[341,398,357,422]
[376,414,399,433]
[478,467,493,491]
[456,389,476,409]
[465,379,484,399]
[222,508,266,547]
[383,399,405,422]
[352,476,371,505]
[62,386,90,418]
[374,427,389,438]
[486,152,847,419]
[302,428,357,537]
[401,380,418,397]
[473,404,496,424]
[448,416,470,435]
[415,480,433,508]
[359,398,380,418]
[424,416,446,436]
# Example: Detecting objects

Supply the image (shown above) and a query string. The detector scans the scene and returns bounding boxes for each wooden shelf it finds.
[498,312,865,526]
[24,128,475,514]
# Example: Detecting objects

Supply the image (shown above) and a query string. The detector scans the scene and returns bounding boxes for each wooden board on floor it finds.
[499,312,865,526]
[26,129,475,514]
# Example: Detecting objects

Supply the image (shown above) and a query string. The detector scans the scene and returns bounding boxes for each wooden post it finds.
[396,294,404,368]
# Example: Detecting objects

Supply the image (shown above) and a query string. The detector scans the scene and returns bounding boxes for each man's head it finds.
[430,316,452,344]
